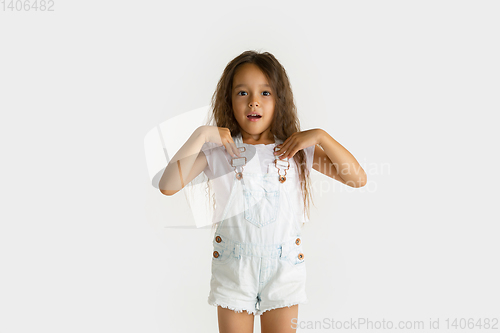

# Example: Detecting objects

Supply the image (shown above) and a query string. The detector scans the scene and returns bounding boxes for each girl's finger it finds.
[228,140,239,157]
[225,140,239,157]
[278,148,288,159]
[231,140,241,157]
[285,142,298,158]
[226,143,236,157]
[277,143,291,157]
[274,143,285,155]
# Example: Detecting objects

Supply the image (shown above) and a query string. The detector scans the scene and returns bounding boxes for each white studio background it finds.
[1,1,499,332]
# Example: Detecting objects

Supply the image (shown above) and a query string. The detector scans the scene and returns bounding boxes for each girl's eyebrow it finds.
[233,83,271,90]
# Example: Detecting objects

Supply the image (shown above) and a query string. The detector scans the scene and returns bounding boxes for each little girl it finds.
[159,50,367,333]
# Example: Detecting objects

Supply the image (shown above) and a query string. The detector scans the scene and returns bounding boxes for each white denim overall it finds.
[208,133,308,316]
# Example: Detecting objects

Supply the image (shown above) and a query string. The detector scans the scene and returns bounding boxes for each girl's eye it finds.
[236,91,271,96]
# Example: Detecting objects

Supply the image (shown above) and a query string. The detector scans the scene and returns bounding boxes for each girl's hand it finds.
[274,129,323,159]
[199,125,241,157]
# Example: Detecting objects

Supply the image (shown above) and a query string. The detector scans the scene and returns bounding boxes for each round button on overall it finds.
[295,238,301,245]
[298,253,304,260]
[213,251,219,258]
[215,236,222,243]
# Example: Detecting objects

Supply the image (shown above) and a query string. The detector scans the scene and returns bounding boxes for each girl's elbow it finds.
[342,177,367,188]
[160,188,178,196]
[353,176,367,188]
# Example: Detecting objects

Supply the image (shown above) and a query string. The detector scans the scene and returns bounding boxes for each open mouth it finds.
[247,114,262,119]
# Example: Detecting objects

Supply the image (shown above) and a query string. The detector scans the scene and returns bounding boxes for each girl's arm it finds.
[313,129,367,188]
[275,128,367,188]
[159,126,208,196]
[159,126,240,196]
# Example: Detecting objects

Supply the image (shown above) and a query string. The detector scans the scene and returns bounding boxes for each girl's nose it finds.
[249,101,259,107]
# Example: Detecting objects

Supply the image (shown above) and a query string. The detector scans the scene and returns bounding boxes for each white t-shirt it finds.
[200,139,315,224]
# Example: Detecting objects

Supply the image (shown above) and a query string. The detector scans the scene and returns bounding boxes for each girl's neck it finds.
[240,131,275,145]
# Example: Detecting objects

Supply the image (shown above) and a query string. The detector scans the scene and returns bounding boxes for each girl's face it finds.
[231,63,275,139]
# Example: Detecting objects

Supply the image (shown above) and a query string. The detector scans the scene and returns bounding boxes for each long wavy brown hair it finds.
[204,50,314,234]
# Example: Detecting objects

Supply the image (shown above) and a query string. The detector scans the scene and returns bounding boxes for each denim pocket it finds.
[243,189,280,228]
[212,241,234,265]
[284,244,305,266]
